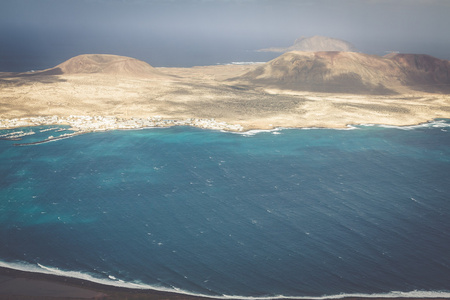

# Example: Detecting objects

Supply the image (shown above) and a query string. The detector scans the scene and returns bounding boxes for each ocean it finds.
[1,121,450,299]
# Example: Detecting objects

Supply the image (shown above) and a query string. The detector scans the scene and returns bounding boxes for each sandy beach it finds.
[0,266,213,300]
[2,266,450,300]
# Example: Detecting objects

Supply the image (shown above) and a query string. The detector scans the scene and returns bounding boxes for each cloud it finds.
[1,0,450,71]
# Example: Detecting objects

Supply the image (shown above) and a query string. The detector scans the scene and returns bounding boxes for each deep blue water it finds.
[1,121,450,298]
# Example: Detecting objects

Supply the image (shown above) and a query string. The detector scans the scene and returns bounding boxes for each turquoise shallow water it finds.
[1,121,450,298]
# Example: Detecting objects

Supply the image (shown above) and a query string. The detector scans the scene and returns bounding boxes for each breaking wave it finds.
[1,261,449,299]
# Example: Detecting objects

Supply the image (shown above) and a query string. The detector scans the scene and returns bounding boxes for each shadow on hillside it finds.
[302,72,397,95]
[408,83,450,94]
[235,60,398,95]
[0,68,66,87]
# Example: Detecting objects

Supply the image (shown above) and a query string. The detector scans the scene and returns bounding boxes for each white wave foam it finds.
[234,120,449,135]
[232,128,285,136]
[225,120,444,135]
[1,260,449,299]
[359,119,450,130]
[0,260,182,293]
[300,125,357,131]
[312,290,450,299]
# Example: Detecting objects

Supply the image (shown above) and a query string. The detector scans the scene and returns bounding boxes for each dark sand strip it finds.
[0,266,213,300]
[1,267,449,300]
[0,274,105,299]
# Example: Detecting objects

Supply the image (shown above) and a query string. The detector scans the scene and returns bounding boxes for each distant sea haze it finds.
[1,120,450,298]
[0,48,281,72]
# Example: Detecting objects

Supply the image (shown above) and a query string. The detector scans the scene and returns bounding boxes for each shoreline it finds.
[0,116,449,146]
[1,115,449,135]
[0,115,245,133]
[0,266,214,300]
[1,266,450,300]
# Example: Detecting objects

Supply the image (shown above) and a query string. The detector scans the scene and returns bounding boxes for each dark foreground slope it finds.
[235,51,450,94]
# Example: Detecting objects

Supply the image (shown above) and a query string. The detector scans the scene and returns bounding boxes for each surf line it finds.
[2,261,450,300]
[13,132,87,146]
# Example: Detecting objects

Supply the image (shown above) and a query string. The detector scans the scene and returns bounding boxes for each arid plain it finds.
[1,52,450,132]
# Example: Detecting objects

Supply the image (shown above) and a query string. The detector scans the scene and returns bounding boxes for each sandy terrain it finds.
[1,59,449,131]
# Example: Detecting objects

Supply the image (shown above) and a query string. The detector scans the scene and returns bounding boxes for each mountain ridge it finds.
[235,51,450,94]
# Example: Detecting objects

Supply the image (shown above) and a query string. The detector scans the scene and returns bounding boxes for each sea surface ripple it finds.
[0,120,449,298]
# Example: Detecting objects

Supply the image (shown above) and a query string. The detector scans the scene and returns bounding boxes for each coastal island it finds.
[1,53,450,136]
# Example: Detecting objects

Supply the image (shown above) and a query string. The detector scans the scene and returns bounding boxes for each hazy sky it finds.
[1,0,449,71]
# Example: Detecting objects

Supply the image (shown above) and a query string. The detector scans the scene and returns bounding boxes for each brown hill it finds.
[41,54,164,78]
[384,53,450,91]
[235,51,450,94]
[259,36,358,53]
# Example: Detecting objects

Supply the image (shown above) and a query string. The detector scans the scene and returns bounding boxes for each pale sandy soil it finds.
[1,64,449,131]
